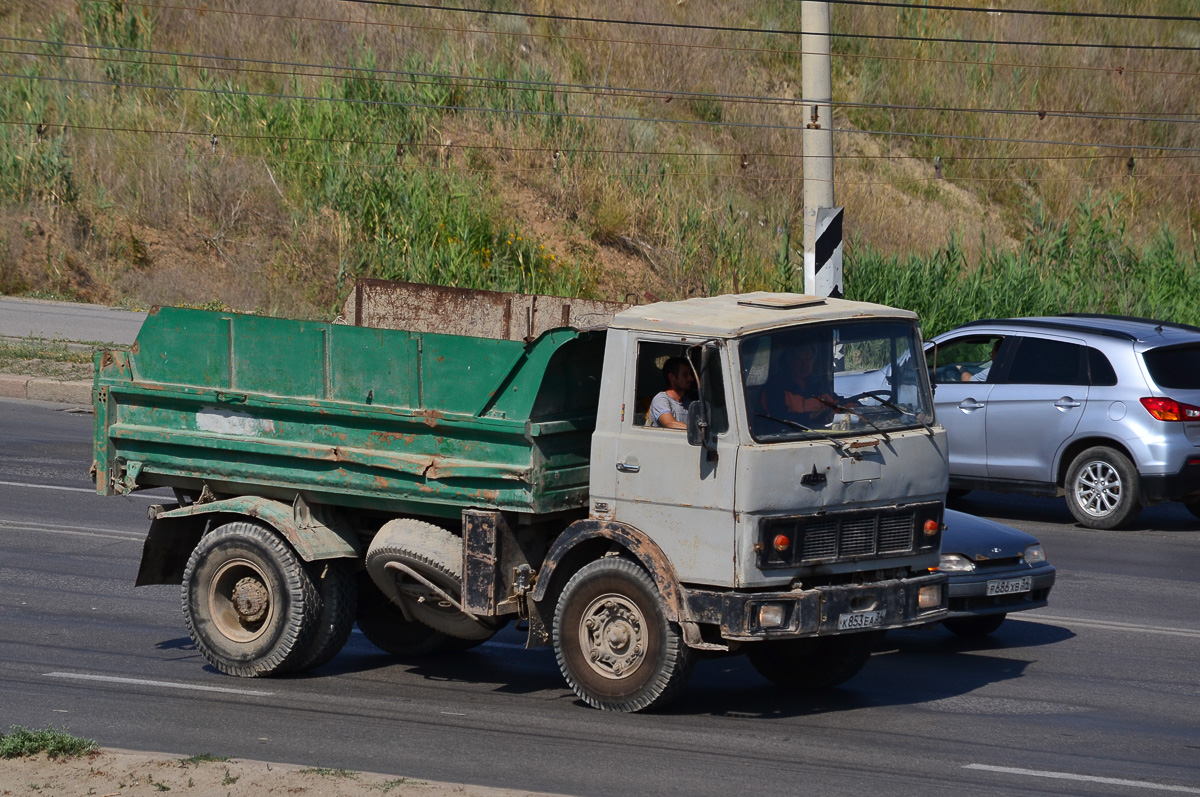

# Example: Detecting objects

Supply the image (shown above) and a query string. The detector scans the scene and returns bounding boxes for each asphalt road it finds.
[2,397,1199,796]
[0,297,146,344]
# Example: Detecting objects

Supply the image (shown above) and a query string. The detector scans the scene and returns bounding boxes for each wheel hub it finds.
[231,576,270,624]
[578,594,647,680]
[1076,460,1122,517]
[208,558,273,642]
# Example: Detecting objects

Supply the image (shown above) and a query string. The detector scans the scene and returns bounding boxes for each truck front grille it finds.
[758,502,941,569]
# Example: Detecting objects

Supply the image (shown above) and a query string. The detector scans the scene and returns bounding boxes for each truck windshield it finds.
[740,320,934,442]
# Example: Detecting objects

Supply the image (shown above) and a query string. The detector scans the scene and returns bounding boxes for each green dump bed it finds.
[93,305,607,519]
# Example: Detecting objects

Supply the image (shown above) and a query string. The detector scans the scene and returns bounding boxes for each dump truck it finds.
[93,280,950,712]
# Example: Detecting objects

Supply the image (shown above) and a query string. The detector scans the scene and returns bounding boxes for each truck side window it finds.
[633,342,693,428]
[633,342,728,433]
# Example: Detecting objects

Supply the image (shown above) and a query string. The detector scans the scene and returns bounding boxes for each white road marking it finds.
[46,672,274,697]
[0,479,166,499]
[1031,614,1200,639]
[0,520,141,541]
[965,764,1200,793]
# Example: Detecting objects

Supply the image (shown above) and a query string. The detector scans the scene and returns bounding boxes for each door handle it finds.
[616,462,640,473]
[1054,398,1082,410]
[957,399,985,412]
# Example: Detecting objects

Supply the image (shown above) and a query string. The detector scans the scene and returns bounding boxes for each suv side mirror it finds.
[686,400,709,447]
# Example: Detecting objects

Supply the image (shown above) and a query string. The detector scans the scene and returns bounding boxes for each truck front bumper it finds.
[682,572,948,642]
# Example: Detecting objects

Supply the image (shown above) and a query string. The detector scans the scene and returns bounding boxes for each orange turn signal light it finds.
[773,534,791,552]
[924,519,940,536]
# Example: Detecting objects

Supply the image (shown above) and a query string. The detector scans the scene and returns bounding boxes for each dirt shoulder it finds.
[0,749,565,797]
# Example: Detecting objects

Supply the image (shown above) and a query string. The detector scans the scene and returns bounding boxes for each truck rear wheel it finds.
[356,574,491,656]
[746,632,880,690]
[181,521,319,677]
[553,558,694,712]
[365,519,497,641]
[287,559,357,672]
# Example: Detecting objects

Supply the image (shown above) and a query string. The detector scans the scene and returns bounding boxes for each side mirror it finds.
[686,400,709,447]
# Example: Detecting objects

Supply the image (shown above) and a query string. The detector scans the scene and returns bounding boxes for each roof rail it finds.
[1057,313,1200,335]
[956,317,1139,341]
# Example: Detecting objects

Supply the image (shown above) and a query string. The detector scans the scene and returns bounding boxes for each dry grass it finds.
[0,0,1197,315]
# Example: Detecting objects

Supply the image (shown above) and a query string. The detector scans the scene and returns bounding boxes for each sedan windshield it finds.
[741,319,934,442]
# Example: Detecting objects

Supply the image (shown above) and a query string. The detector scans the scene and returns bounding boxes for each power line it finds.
[14,120,1200,166]
[0,70,819,134]
[14,120,1198,164]
[114,1,1200,78]
[18,135,1197,187]
[831,29,1200,53]
[113,0,1200,59]
[0,38,808,110]
[8,69,1200,156]
[340,0,1200,38]
[823,0,1200,23]
[829,126,1200,154]
[11,38,1200,125]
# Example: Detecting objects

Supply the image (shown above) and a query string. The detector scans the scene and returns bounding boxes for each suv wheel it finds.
[1065,446,1141,530]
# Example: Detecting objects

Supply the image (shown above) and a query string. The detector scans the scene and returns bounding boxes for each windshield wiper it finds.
[754,413,848,452]
[815,398,892,442]
[862,395,936,437]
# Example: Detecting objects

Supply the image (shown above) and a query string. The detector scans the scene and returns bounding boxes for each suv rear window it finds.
[1143,344,1200,390]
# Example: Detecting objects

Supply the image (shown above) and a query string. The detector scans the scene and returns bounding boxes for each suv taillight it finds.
[1140,397,1200,422]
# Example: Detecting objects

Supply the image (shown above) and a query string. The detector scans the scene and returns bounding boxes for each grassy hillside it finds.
[1,0,1198,333]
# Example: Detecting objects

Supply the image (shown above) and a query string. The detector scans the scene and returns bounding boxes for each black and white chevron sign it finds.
[814,206,843,299]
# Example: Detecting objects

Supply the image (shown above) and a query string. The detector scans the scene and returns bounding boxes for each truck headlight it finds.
[1024,544,1047,564]
[938,553,975,572]
[757,603,788,629]
[918,584,942,609]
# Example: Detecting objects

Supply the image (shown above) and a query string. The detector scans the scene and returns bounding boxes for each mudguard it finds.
[530,519,684,621]
[136,495,359,586]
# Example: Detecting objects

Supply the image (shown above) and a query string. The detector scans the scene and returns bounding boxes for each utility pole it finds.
[801,1,842,299]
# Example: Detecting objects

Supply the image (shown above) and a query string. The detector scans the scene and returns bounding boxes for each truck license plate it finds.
[986,576,1032,596]
[838,610,884,631]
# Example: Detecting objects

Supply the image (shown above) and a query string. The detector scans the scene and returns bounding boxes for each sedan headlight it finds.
[1024,544,1047,564]
[938,553,976,572]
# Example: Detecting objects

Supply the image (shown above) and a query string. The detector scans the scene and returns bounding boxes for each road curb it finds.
[0,373,92,404]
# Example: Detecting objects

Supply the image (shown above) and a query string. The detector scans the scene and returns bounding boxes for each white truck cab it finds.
[588,291,948,630]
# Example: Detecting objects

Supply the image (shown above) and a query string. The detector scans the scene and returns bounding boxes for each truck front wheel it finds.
[553,558,694,712]
[181,521,320,677]
[746,632,880,690]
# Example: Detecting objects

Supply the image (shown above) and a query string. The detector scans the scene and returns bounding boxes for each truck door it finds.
[612,340,737,586]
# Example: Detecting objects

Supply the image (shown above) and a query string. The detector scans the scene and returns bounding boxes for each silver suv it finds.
[927,315,1200,529]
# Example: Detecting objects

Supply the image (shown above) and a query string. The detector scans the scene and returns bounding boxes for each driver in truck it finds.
[648,356,696,429]
[762,342,842,427]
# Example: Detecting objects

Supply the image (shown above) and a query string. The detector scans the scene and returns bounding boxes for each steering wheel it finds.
[845,389,891,404]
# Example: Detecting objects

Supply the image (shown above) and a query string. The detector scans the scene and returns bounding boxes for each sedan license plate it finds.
[838,610,884,631]
[986,576,1032,596]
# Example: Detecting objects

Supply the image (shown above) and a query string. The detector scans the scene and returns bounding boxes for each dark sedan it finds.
[938,509,1057,636]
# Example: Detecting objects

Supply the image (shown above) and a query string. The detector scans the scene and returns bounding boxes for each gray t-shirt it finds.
[649,392,688,427]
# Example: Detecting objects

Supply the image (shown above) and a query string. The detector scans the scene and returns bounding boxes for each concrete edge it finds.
[0,373,92,404]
